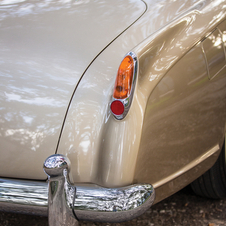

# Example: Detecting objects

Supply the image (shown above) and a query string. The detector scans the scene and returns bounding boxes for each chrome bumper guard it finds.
[0,154,155,225]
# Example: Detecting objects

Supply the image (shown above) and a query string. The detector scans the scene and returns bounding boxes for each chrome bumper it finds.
[0,154,155,225]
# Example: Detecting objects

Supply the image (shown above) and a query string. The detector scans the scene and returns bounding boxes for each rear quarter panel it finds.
[57,0,226,204]
[134,17,226,202]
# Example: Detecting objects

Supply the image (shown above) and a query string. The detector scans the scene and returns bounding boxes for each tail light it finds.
[110,52,138,120]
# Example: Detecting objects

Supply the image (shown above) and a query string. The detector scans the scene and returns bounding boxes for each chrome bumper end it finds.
[0,154,155,225]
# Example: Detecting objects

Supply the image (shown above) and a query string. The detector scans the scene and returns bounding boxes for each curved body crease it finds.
[0,0,146,179]
[57,0,226,206]
[1,0,226,211]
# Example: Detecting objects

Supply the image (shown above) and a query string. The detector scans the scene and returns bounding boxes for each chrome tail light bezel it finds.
[110,51,138,120]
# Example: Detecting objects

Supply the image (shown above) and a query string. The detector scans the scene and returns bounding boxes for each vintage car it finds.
[1,0,226,225]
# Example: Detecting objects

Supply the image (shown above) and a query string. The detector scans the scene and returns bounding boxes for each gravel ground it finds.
[0,187,226,226]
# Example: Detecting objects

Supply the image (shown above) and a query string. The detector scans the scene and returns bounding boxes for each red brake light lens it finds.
[110,100,124,115]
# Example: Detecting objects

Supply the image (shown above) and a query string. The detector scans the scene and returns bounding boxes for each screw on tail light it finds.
[110,52,138,120]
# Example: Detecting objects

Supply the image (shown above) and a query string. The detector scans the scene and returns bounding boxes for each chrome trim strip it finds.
[43,154,155,225]
[110,51,138,120]
[0,154,155,224]
[0,178,48,216]
[74,183,155,222]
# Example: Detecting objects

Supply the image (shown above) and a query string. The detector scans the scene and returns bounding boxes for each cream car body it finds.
[1,0,226,224]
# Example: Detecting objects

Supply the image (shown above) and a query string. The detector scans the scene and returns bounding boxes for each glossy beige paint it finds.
[153,144,221,203]
[133,14,226,201]
[2,0,226,206]
[57,0,226,197]
[0,0,145,179]
[134,33,226,202]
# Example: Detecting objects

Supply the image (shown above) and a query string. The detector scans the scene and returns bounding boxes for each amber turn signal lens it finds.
[113,55,134,99]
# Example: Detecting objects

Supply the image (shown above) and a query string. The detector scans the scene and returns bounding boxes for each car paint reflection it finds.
[0,0,146,180]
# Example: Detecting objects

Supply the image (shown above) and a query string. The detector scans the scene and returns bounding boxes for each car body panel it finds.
[133,3,226,201]
[135,36,226,202]
[203,28,226,79]
[57,0,226,194]
[1,0,226,214]
[0,0,146,179]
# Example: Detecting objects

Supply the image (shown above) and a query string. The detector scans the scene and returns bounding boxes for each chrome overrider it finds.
[0,154,155,225]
